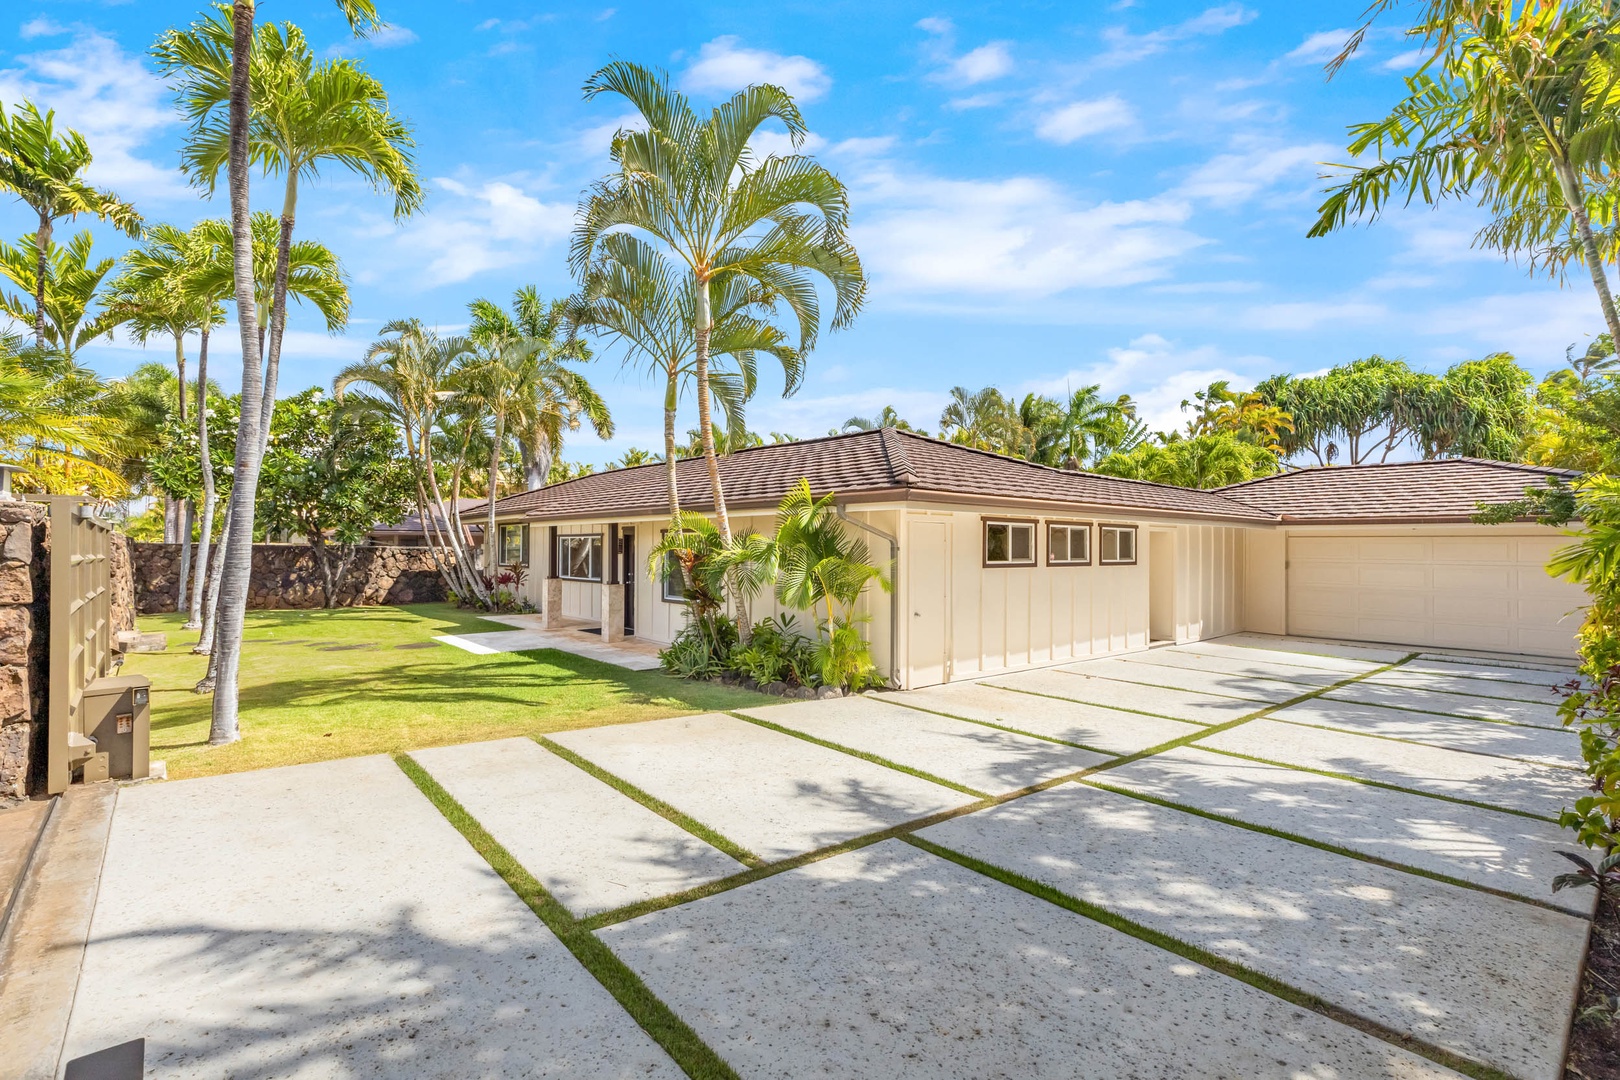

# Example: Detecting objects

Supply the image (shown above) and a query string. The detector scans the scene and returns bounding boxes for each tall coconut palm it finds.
[0,231,121,358]
[468,286,612,493]
[570,234,800,523]
[1312,1,1620,346]
[158,6,407,743]
[0,101,141,348]
[573,60,865,543]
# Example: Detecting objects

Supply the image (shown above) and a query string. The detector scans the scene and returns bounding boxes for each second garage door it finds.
[1286,530,1586,658]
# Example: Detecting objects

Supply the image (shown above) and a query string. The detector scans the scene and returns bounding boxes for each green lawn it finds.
[123,603,768,781]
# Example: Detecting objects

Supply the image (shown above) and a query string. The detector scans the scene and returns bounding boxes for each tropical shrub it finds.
[728,614,817,685]
[659,614,738,680]
[813,616,881,691]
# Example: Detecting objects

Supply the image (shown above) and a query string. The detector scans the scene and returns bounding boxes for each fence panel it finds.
[43,497,114,795]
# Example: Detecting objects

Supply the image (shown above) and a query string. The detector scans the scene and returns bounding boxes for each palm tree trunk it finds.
[33,210,50,349]
[1554,157,1620,348]
[186,329,216,631]
[693,278,731,543]
[194,501,231,664]
[208,0,264,745]
[486,410,503,576]
[177,500,194,615]
[663,378,680,522]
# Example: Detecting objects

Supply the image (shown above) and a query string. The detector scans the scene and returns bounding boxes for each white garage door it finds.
[1286,532,1587,658]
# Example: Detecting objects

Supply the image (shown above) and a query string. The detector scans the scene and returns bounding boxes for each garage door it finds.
[1286,532,1587,658]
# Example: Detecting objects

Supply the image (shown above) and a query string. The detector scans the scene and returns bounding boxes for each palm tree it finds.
[573,60,865,543]
[0,231,120,358]
[468,286,612,494]
[842,406,915,432]
[159,7,406,743]
[570,234,799,523]
[1312,1,1620,345]
[335,320,489,607]
[0,337,126,494]
[0,101,141,348]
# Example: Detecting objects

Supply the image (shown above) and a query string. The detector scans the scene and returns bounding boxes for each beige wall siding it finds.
[1172,523,1245,643]
[1241,528,1287,636]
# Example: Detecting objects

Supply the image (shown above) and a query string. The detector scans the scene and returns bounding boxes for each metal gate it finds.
[42,497,115,795]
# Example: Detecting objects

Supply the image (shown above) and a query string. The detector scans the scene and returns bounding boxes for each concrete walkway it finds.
[436,614,662,669]
[38,634,1593,1079]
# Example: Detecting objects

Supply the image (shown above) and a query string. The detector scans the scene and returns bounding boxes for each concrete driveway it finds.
[48,635,1591,1079]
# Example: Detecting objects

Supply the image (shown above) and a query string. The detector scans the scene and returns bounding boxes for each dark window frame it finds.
[982,518,1038,568]
[1045,520,1092,566]
[1098,523,1138,566]
[557,533,604,582]
[498,524,527,566]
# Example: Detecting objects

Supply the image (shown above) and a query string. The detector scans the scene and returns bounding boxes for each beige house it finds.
[475,429,1587,688]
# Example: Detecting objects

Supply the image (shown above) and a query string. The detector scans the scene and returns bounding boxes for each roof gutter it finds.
[837,504,901,689]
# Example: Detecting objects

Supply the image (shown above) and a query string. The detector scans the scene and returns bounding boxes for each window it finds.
[1047,522,1091,566]
[498,524,526,565]
[1099,524,1137,565]
[660,554,689,603]
[983,520,1036,567]
[557,535,603,581]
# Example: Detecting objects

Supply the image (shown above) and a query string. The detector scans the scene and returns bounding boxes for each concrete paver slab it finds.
[1214,633,1411,664]
[921,785,1586,1080]
[1058,656,1317,702]
[0,786,116,1080]
[1327,681,1565,729]
[1416,649,1576,674]
[601,839,1465,1080]
[986,667,1263,723]
[550,714,972,861]
[738,696,1108,795]
[1368,667,1569,705]
[1100,746,1593,913]
[1273,699,1581,769]
[1178,640,1378,674]
[1198,719,1587,818]
[61,756,681,1078]
[1114,649,1346,687]
[410,738,743,915]
[434,628,662,669]
[889,681,1202,754]
[1404,658,1577,688]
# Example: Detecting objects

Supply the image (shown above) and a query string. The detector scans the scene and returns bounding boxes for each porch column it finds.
[542,524,564,629]
[601,523,625,643]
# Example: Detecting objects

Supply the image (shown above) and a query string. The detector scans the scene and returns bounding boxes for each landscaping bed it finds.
[1569,889,1620,1080]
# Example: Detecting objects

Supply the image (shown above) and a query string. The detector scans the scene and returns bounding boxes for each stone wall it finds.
[133,542,449,613]
[0,501,46,800]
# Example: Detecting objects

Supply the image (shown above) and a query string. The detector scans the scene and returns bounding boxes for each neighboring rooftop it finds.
[475,428,1279,523]
[370,498,486,543]
[1217,458,1579,523]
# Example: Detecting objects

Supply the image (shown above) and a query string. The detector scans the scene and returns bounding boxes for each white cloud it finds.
[1381,48,1428,72]
[1285,29,1353,64]
[1035,96,1135,144]
[0,29,183,201]
[916,17,954,36]
[850,165,1204,298]
[1173,141,1337,207]
[682,36,832,102]
[827,136,896,158]
[947,42,1015,85]
[19,17,67,39]
[1392,220,1498,265]
[1239,301,1387,331]
[369,24,419,47]
[387,176,574,285]
[1100,4,1257,65]
[948,92,1007,111]
[1421,288,1605,359]
[749,129,828,159]
[575,112,645,158]
[747,386,952,438]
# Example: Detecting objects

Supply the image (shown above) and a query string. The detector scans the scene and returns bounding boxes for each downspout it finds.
[837,505,901,688]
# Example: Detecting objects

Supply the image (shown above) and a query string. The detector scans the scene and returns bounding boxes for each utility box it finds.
[80,674,151,782]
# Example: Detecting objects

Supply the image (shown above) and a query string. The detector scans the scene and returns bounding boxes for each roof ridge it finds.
[879,427,918,486]
[1218,457,1581,492]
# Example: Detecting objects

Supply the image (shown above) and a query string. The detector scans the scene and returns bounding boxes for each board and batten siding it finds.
[1171,523,1246,643]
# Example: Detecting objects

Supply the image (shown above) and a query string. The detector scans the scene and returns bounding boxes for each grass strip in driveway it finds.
[900,833,1516,1080]
[536,737,762,867]
[395,753,741,1080]
[1080,777,1580,916]
[731,713,990,798]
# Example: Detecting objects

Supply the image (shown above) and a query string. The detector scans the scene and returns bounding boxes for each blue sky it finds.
[0,1,1603,466]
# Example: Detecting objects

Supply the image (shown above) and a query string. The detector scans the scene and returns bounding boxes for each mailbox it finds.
[79,674,151,782]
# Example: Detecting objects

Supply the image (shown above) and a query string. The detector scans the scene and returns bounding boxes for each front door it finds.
[620,527,636,635]
[907,519,949,687]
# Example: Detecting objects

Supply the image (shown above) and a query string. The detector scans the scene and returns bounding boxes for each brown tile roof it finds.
[476,429,1278,523]
[1217,458,1579,523]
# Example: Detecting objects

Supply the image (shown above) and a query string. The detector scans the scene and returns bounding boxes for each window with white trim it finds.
[498,524,526,565]
[1047,523,1091,566]
[557,535,603,581]
[984,520,1036,566]
[1099,524,1137,565]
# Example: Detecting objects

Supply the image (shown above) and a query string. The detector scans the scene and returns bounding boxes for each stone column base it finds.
[542,578,564,629]
[600,583,625,643]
